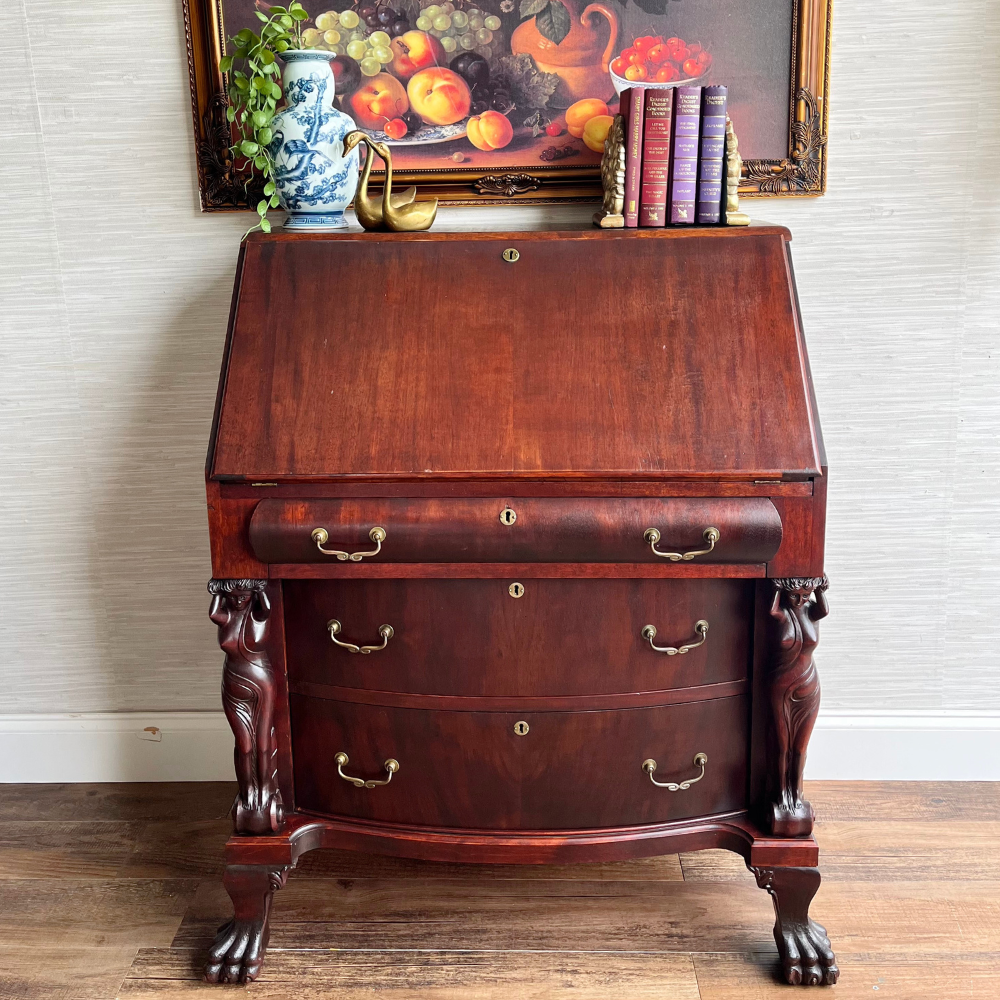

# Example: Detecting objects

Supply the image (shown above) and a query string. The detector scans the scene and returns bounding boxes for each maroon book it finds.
[638,89,674,227]
[668,86,702,225]
[620,87,646,228]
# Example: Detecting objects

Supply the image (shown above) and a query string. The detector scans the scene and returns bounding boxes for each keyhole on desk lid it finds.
[502,248,519,263]
[513,721,529,736]
[508,582,525,598]
[500,507,517,525]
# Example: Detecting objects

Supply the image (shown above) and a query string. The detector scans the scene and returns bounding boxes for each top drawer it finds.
[249,498,782,564]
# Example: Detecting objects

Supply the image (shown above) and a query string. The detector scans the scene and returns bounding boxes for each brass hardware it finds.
[311,526,386,561]
[644,526,720,561]
[642,620,709,655]
[502,248,520,263]
[335,751,399,788]
[327,619,394,654]
[508,582,525,598]
[500,507,517,525]
[513,721,529,736]
[643,752,708,790]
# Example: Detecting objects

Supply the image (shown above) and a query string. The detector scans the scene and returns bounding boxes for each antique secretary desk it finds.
[203,223,838,987]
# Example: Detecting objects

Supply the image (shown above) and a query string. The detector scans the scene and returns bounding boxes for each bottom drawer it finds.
[291,694,748,830]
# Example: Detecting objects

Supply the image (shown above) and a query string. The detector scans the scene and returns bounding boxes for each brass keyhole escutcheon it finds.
[514,721,529,736]
[502,248,520,263]
[500,507,517,525]
[508,582,525,599]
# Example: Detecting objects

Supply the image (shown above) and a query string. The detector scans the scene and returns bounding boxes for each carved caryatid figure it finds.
[209,579,285,835]
[766,576,829,837]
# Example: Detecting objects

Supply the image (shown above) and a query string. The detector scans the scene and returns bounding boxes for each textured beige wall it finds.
[3,1,998,714]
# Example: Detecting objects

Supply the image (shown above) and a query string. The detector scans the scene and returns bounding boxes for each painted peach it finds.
[390,30,446,81]
[466,110,514,151]
[349,73,408,129]
[407,67,471,126]
[582,114,614,152]
[565,98,609,138]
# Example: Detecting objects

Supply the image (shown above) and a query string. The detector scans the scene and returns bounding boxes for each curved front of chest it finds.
[289,693,748,831]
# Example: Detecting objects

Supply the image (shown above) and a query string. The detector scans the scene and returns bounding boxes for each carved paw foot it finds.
[775,917,839,986]
[752,865,838,987]
[204,915,270,983]
[203,864,287,985]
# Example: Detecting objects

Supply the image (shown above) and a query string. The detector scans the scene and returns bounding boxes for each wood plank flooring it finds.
[0,782,997,999]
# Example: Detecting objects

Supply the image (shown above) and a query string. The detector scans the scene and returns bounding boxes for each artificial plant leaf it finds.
[254,154,268,169]
[255,10,269,21]
[258,126,273,145]
[257,199,268,215]
[219,55,234,72]
[264,180,276,195]
[260,218,272,232]
[241,139,260,155]
[226,106,236,121]
[270,193,281,207]
[252,109,268,127]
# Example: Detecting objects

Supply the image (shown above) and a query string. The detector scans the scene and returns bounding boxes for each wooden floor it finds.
[0,783,998,999]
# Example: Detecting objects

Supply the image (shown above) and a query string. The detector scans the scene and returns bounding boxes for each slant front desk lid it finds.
[209,226,824,482]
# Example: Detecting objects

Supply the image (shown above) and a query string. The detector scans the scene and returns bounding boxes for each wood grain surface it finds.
[0,781,997,998]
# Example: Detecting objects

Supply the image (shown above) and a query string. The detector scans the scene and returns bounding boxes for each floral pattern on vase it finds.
[268,49,359,230]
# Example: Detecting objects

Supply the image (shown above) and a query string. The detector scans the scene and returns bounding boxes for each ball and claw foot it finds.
[204,915,270,983]
[776,916,840,986]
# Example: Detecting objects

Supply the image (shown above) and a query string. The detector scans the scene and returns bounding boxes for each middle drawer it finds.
[284,578,752,698]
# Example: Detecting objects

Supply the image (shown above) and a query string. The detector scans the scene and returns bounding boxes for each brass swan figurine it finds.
[369,137,439,232]
[343,130,416,231]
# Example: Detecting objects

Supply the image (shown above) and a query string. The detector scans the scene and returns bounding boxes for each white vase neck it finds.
[281,49,336,108]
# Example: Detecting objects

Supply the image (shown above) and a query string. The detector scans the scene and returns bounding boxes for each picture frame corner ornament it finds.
[473,173,544,198]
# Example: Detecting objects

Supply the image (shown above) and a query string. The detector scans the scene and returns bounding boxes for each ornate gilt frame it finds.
[183,0,831,208]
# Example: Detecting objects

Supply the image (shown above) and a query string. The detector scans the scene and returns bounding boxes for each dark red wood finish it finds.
[283,578,753,697]
[289,693,748,829]
[203,226,835,986]
[249,497,782,564]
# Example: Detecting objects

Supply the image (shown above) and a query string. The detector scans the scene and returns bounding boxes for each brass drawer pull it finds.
[327,619,394,654]
[644,526,720,561]
[643,752,708,791]
[311,526,386,561]
[335,752,399,788]
[642,619,709,655]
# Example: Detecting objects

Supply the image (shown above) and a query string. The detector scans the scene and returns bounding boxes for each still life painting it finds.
[185,0,830,205]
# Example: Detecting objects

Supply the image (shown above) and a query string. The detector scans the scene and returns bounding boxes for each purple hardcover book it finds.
[638,89,674,227]
[669,86,702,225]
[697,86,728,224]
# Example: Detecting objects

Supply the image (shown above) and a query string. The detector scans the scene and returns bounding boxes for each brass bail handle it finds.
[311,526,386,561]
[641,620,709,655]
[335,752,399,788]
[642,753,708,791]
[644,526,720,561]
[327,619,394,654]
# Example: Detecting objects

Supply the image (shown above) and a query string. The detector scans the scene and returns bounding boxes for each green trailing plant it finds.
[220,2,312,233]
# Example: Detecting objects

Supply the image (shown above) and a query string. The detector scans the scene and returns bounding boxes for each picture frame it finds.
[183,0,830,208]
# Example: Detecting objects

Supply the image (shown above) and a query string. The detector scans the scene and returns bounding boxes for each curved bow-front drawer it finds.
[290,693,748,830]
[249,498,782,564]
[285,578,752,698]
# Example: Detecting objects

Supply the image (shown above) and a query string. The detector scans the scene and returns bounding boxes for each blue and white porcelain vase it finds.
[269,49,359,231]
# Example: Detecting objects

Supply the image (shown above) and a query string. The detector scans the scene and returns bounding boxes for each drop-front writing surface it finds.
[211,227,822,481]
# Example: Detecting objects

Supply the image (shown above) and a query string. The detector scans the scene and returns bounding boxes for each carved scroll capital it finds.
[473,173,542,197]
[209,579,285,836]
[763,576,829,837]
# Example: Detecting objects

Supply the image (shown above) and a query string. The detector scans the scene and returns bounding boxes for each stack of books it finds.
[620,85,728,228]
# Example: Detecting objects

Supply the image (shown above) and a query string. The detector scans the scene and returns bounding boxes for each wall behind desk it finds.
[3,0,998,779]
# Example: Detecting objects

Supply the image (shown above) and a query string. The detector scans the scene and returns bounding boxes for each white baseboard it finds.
[0,710,998,783]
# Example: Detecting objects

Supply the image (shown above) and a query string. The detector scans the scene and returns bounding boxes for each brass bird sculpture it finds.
[368,137,438,232]
[343,130,416,231]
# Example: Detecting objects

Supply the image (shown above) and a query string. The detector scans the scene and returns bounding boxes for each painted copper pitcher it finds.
[511,0,619,107]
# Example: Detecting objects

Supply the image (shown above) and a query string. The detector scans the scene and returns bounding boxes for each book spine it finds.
[668,86,702,225]
[638,89,674,228]
[622,87,646,228]
[696,86,728,224]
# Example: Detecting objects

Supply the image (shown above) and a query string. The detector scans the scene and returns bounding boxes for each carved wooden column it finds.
[764,576,829,837]
[204,865,290,983]
[208,579,285,835]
